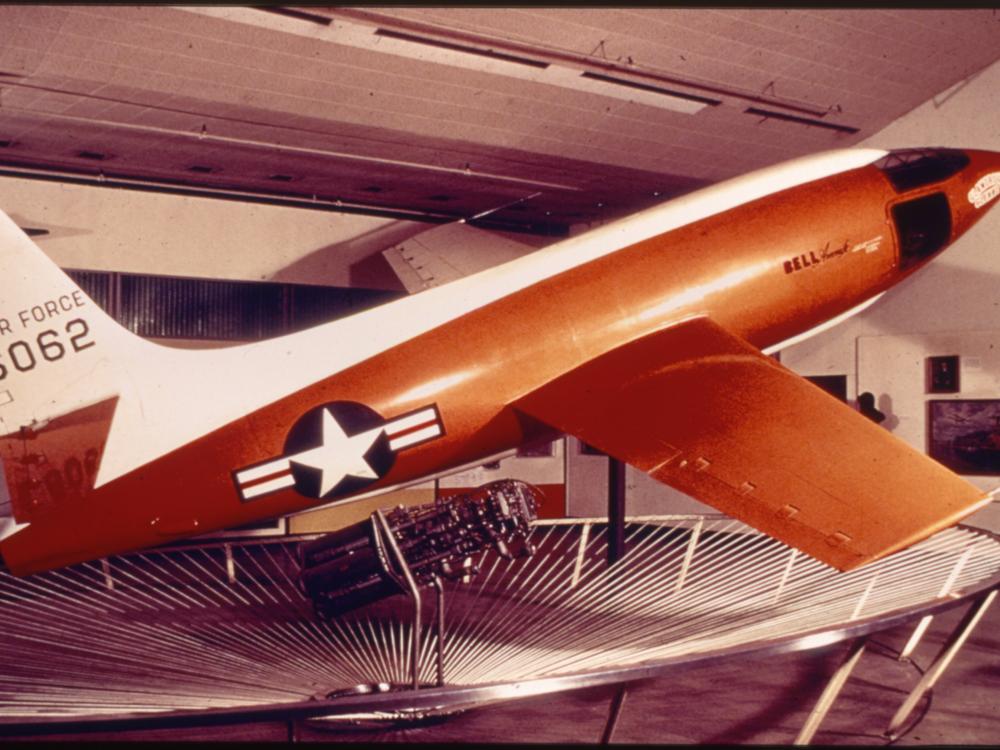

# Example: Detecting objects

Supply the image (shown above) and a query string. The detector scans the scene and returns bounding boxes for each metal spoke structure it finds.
[1,516,999,737]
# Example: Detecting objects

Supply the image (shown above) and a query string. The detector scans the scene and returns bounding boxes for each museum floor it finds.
[5,595,999,744]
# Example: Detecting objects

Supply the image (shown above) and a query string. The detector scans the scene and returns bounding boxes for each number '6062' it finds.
[0,318,94,379]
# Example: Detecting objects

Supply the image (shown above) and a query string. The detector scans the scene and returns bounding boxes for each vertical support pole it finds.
[794,637,867,745]
[674,519,703,594]
[602,458,627,746]
[884,590,997,739]
[608,457,627,566]
[224,543,236,585]
[898,616,933,663]
[600,684,629,744]
[899,546,972,661]
[432,576,446,687]
[570,522,592,589]
[773,548,798,603]
[373,509,423,691]
[100,558,115,591]
[850,574,879,621]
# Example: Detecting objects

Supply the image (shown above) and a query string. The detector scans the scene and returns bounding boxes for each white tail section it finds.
[0,210,145,437]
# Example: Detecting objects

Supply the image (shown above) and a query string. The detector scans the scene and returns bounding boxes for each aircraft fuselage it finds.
[2,147,998,573]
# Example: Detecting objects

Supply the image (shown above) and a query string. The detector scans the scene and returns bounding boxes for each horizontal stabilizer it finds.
[512,317,990,570]
[383,222,542,292]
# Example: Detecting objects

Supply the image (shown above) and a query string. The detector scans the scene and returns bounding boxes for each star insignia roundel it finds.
[232,400,445,504]
[282,401,395,500]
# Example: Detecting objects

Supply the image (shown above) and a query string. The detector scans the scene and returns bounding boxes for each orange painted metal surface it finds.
[3,149,999,574]
[513,317,987,570]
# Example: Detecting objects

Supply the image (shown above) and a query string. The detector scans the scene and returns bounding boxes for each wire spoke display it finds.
[1,516,998,721]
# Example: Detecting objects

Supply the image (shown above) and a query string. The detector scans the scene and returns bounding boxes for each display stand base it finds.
[1,517,998,740]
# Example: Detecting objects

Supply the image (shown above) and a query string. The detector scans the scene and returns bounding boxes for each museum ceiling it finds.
[0,6,998,235]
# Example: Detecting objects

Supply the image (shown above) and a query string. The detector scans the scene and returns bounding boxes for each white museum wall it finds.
[0,176,420,290]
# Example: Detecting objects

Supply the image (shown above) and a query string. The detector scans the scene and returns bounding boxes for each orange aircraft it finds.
[1,146,998,576]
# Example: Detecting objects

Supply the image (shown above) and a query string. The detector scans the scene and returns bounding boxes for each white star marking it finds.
[288,409,386,497]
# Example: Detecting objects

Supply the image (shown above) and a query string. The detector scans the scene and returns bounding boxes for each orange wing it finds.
[512,317,989,571]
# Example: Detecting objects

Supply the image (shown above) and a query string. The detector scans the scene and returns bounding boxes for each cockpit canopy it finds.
[874,148,970,192]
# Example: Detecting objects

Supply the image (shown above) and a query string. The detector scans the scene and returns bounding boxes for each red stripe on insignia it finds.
[389,417,439,442]
[240,468,292,490]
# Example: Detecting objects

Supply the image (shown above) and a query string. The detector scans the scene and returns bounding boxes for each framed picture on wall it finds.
[928,399,1000,475]
[927,355,960,394]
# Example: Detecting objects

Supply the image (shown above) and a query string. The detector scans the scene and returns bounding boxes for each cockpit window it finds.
[892,192,951,270]
[875,148,969,192]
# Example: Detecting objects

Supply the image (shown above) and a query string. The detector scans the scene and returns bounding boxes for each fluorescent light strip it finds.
[374,28,549,69]
[256,7,332,27]
[745,107,859,135]
[580,72,721,107]
[360,28,709,115]
[184,7,710,116]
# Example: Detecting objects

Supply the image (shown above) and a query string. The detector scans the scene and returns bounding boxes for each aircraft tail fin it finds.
[0,208,143,434]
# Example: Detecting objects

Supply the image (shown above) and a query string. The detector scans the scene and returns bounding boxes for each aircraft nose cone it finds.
[945,148,1000,240]
[965,149,1000,211]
